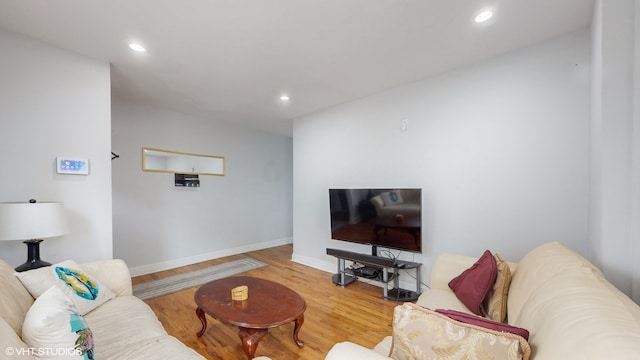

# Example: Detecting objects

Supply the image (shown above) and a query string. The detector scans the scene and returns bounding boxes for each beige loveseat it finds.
[325,242,640,359]
[369,189,420,217]
[0,258,205,360]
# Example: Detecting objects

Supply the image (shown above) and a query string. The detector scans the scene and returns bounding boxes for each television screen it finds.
[329,188,422,253]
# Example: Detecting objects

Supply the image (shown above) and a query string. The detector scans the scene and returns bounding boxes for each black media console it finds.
[326,248,422,301]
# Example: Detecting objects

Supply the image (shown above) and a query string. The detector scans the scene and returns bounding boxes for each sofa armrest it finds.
[80,259,132,297]
[325,342,391,360]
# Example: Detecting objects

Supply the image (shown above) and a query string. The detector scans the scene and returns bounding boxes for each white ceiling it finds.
[0,0,594,136]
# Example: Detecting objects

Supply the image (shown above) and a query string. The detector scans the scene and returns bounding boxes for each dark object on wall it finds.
[111,152,120,160]
[175,173,200,187]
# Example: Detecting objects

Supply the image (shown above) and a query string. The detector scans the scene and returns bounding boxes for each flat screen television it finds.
[329,188,422,254]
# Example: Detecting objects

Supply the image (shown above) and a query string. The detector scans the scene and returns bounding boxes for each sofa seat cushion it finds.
[372,336,393,356]
[326,341,393,360]
[84,295,167,345]
[515,267,640,360]
[415,288,475,314]
[95,335,204,360]
[84,295,204,359]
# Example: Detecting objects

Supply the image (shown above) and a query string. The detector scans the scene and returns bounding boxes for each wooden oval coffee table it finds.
[195,276,306,359]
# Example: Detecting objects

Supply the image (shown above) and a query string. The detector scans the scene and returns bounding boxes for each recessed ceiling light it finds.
[280,95,290,101]
[474,10,493,23]
[129,43,146,52]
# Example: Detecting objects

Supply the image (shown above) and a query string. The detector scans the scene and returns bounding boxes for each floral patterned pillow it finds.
[22,286,94,360]
[389,303,530,360]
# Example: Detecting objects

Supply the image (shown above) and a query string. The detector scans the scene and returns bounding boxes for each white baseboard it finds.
[129,237,293,277]
[291,253,335,273]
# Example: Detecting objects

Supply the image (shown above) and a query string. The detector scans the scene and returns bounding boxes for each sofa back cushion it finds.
[0,260,34,335]
[430,253,517,291]
[514,267,640,359]
[429,254,481,290]
[507,242,602,324]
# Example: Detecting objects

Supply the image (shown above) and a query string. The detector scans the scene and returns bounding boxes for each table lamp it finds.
[0,200,68,272]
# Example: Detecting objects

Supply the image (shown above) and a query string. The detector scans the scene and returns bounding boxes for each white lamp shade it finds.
[0,202,68,241]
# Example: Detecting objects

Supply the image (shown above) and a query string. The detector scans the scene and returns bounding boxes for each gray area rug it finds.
[133,257,267,300]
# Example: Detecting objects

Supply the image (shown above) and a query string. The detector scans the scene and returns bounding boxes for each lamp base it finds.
[15,239,51,272]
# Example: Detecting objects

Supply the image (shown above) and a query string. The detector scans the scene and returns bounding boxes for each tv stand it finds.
[326,248,422,301]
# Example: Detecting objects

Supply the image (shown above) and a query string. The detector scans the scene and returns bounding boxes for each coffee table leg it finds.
[293,314,305,347]
[238,327,268,360]
[196,307,207,337]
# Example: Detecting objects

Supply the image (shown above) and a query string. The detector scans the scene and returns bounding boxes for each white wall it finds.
[0,29,113,266]
[111,98,293,275]
[590,0,640,302]
[292,30,591,289]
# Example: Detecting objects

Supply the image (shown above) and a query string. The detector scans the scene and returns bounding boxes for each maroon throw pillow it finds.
[448,250,498,315]
[435,308,530,340]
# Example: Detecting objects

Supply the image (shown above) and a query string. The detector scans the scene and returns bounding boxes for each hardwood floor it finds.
[132,244,399,360]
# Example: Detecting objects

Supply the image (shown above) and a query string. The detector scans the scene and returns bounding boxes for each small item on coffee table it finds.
[231,285,248,301]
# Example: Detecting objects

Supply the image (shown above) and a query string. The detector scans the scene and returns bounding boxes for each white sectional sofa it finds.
[325,242,640,359]
[0,258,205,360]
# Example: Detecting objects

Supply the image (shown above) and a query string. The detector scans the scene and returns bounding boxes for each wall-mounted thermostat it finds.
[56,157,89,175]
